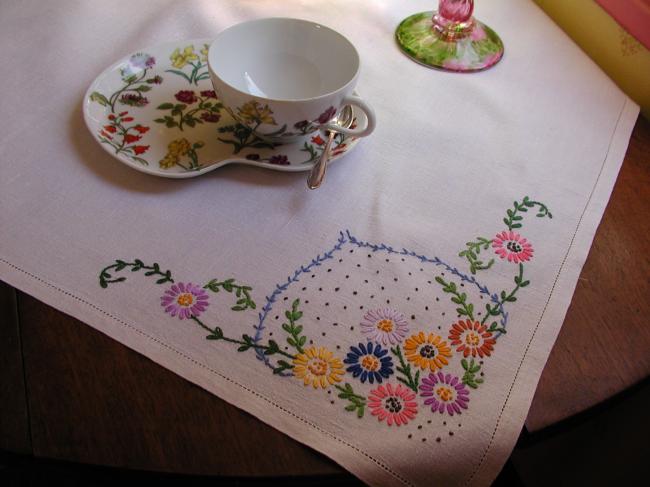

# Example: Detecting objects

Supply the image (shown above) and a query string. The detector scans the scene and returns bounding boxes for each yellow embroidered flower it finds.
[293,346,345,389]
[159,138,192,169]
[237,100,276,125]
[200,43,209,62]
[170,45,198,69]
[403,331,452,372]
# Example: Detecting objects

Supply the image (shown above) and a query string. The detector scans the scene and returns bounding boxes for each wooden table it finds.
[1,115,648,476]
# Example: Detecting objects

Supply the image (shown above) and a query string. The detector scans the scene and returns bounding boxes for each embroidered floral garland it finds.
[98,196,551,426]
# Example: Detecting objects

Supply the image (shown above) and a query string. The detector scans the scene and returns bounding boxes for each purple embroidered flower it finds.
[121,53,156,77]
[360,308,409,345]
[175,90,198,104]
[160,282,209,320]
[130,52,156,69]
[200,90,217,99]
[119,93,148,107]
[419,371,469,416]
[316,106,336,124]
[200,112,221,123]
[268,155,289,165]
[344,342,394,384]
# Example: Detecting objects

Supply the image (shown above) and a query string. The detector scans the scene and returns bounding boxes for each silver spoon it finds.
[307,105,354,190]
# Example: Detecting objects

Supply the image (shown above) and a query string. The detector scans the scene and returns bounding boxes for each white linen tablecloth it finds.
[0,1,638,485]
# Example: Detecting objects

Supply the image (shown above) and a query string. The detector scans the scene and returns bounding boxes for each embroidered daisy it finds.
[403,332,452,371]
[492,231,534,263]
[420,372,470,416]
[360,308,409,345]
[160,282,209,320]
[448,320,496,358]
[293,346,345,389]
[344,342,394,384]
[368,383,418,426]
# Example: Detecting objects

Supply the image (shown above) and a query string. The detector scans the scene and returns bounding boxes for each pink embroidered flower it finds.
[420,372,469,415]
[492,231,534,263]
[161,282,209,319]
[360,308,409,345]
[368,383,418,426]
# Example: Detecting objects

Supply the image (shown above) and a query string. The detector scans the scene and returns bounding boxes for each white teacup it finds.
[207,18,376,143]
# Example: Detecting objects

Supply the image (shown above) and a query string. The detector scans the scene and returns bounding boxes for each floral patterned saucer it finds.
[83,39,364,179]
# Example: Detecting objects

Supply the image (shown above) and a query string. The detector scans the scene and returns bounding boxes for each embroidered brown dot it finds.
[381,286,385,290]
[346,275,350,279]
[305,300,309,304]
[408,434,412,439]
[449,431,454,436]
[322,332,326,336]
[269,332,273,336]
[353,291,358,295]
[401,258,405,262]
[350,326,355,330]
[343,305,347,310]
[425,306,429,311]
[301,287,306,291]
[393,278,398,282]
[309,339,314,344]
[325,302,330,306]
[319,287,323,291]
[411,315,416,320]
[415,287,419,292]
[367,254,372,258]
[275,316,279,320]
[443,421,447,426]
[327,268,332,272]
[364,279,368,283]
[385,259,390,262]
[283,297,288,301]
[316,317,320,321]
[436,437,441,442]
[336,345,341,349]
[422,438,427,442]
[370,295,375,299]
[332,322,338,327]
[386,299,390,304]
[417,425,422,430]
[406,296,411,301]
[338,258,343,263]
[356,264,361,267]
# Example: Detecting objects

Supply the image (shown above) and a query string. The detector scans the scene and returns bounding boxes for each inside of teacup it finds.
[209,18,359,101]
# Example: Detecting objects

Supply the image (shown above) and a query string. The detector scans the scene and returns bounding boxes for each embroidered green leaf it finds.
[435,275,475,321]
[335,383,366,418]
[461,358,484,389]
[204,278,256,311]
[157,103,174,110]
[273,360,294,374]
[99,259,174,288]
[459,237,495,274]
[488,322,507,334]
[391,345,420,392]
[89,91,109,106]
[503,196,553,230]
[281,299,307,354]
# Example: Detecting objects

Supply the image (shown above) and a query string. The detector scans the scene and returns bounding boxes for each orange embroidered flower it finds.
[448,320,496,358]
[292,346,344,389]
[403,332,452,372]
[103,125,117,133]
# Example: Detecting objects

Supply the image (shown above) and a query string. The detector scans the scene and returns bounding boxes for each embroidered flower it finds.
[420,372,469,415]
[237,100,276,125]
[132,145,150,155]
[123,134,141,144]
[200,43,209,63]
[160,282,209,319]
[316,106,336,124]
[175,90,198,104]
[159,138,191,169]
[368,383,417,426]
[200,90,217,99]
[268,155,289,165]
[492,230,533,263]
[103,125,117,134]
[121,53,155,77]
[311,135,325,146]
[119,93,148,107]
[200,112,221,123]
[344,342,394,384]
[448,320,496,358]
[293,346,344,389]
[170,45,198,69]
[403,332,452,371]
[360,308,409,345]
[133,125,149,134]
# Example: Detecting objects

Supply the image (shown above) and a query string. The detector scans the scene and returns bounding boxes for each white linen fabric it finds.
[0,1,638,485]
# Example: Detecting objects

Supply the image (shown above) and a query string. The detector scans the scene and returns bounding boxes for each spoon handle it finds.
[307,130,336,189]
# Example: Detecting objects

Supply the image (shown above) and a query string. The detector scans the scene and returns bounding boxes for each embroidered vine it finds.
[98,195,552,427]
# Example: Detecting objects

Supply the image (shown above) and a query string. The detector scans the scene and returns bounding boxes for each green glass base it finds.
[395,11,504,73]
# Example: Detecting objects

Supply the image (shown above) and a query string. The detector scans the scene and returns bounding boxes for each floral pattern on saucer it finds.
[84,39,363,178]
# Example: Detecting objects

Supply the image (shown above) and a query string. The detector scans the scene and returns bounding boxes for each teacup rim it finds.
[207,17,361,104]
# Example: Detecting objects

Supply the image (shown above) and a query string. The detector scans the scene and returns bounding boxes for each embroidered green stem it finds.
[434,276,475,321]
[391,345,420,393]
[204,278,256,311]
[282,299,307,354]
[335,383,366,418]
[195,317,295,360]
[482,263,529,329]
[458,237,494,274]
[503,196,553,230]
[99,259,173,288]
[461,358,484,389]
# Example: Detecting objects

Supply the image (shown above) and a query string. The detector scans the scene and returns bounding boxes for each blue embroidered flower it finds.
[344,342,394,384]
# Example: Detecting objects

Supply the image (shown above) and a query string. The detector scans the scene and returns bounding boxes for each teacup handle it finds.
[324,94,376,137]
